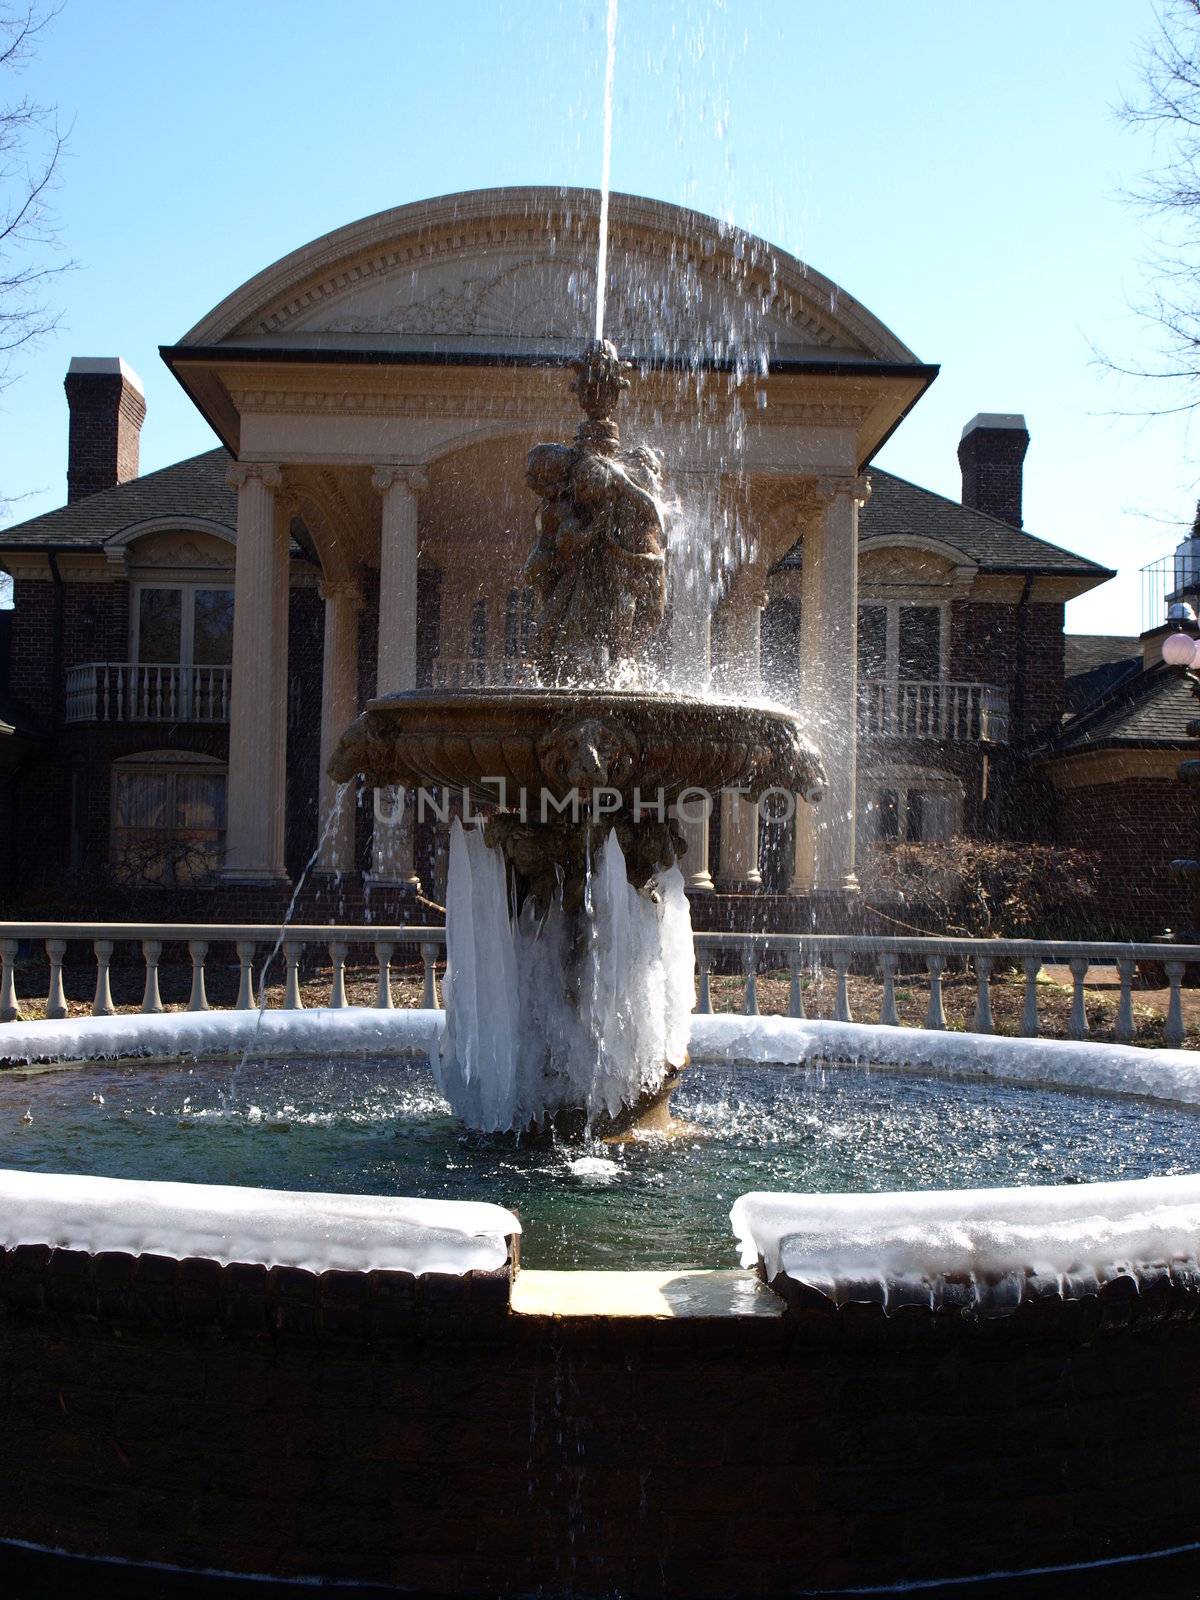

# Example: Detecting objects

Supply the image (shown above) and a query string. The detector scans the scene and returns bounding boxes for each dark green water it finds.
[1,1055,1198,1269]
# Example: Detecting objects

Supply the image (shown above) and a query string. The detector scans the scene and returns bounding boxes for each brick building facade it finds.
[0,190,1179,937]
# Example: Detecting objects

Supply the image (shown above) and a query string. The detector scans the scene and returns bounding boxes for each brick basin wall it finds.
[2,1249,1200,1593]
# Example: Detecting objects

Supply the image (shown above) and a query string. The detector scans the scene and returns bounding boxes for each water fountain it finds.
[329,337,825,1138]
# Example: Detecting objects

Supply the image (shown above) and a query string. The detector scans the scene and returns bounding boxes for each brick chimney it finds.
[64,357,146,503]
[958,413,1030,528]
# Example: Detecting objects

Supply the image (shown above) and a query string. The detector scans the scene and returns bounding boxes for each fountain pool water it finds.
[4,1047,1200,1270]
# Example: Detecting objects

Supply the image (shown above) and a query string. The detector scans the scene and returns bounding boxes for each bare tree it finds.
[1113,1,1200,409]
[0,3,66,393]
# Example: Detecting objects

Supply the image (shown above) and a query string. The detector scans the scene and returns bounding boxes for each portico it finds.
[162,188,934,902]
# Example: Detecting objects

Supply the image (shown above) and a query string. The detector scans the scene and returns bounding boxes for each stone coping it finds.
[511,1268,782,1319]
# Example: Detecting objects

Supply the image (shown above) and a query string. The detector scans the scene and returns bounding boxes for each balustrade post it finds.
[0,940,21,1023]
[696,950,712,1015]
[742,946,759,1016]
[45,938,68,1020]
[329,942,349,1008]
[924,955,946,1030]
[187,942,210,1012]
[972,954,995,1034]
[283,943,304,1010]
[1115,957,1135,1045]
[1019,957,1040,1038]
[235,942,257,1011]
[834,957,852,1023]
[1165,961,1186,1048]
[141,940,164,1014]
[787,949,806,1019]
[421,943,440,1009]
[877,954,899,1026]
[1067,957,1090,1041]
[91,939,115,1017]
[374,941,395,1009]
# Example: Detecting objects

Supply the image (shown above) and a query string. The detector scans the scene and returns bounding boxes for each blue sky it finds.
[0,0,1190,634]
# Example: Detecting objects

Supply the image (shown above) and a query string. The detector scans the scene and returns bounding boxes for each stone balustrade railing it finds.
[0,924,1196,1047]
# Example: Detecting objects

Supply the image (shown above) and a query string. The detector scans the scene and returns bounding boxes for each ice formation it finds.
[731,1174,1200,1287]
[0,1166,519,1274]
[438,821,694,1133]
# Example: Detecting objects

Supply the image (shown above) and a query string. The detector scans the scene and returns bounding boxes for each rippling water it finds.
[1,1055,1198,1269]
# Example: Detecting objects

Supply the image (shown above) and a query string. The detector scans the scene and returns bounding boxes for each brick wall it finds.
[1057,773,1192,934]
[948,599,1064,741]
[1,1250,1200,1592]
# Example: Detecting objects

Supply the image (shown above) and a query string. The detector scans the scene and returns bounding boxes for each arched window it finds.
[110,751,227,887]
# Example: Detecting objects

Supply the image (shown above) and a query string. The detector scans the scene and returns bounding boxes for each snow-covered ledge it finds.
[732,1176,1200,1317]
[690,1014,1200,1108]
[0,1168,519,1276]
[0,1006,442,1067]
[5,1010,1200,1113]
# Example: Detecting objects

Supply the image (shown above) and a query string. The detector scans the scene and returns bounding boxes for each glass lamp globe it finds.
[1162,632,1196,667]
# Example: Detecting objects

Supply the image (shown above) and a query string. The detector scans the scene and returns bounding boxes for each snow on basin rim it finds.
[0,1168,519,1276]
[731,1175,1200,1285]
[8,1009,1200,1115]
[690,1013,1200,1108]
[0,1005,442,1065]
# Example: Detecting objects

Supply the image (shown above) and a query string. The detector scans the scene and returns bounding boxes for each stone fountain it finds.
[330,340,825,1136]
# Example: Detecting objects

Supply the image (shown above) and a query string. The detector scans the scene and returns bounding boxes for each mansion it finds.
[0,188,1188,934]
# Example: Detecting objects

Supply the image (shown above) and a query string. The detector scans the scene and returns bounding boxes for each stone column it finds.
[316,579,362,874]
[790,508,824,895]
[369,465,425,888]
[713,573,767,892]
[224,463,290,882]
[813,474,871,895]
[677,803,714,894]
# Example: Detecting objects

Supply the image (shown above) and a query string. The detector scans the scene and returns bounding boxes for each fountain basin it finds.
[328,686,825,807]
[3,1017,1200,1591]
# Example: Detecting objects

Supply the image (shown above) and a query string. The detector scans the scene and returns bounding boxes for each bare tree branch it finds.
[0,2,69,509]
[1107,1,1200,412]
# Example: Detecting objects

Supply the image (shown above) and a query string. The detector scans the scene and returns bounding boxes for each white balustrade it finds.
[63,663,233,725]
[431,656,536,690]
[0,923,1195,1051]
[857,680,1009,744]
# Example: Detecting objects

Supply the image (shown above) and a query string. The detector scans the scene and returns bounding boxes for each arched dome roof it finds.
[178,187,919,367]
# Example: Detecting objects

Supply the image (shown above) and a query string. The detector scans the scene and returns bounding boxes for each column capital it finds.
[814,472,872,508]
[318,577,364,608]
[226,461,282,491]
[372,463,429,496]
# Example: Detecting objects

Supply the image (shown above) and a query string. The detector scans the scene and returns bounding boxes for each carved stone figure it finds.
[523,340,667,683]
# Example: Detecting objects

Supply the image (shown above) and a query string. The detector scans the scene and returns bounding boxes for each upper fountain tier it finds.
[329,340,824,898]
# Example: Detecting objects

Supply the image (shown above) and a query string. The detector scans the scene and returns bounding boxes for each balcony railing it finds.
[64,663,232,725]
[431,656,536,690]
[858,680,1008,744]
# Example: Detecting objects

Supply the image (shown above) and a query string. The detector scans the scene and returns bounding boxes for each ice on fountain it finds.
[0,1166,518,1275]
[438,821,693,1133]
[731,1174,1200,1288]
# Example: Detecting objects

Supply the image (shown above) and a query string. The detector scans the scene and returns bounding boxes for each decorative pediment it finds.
[182,189,918,365]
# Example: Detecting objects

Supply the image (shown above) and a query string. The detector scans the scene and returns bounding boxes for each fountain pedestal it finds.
[330,340,826,1138]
